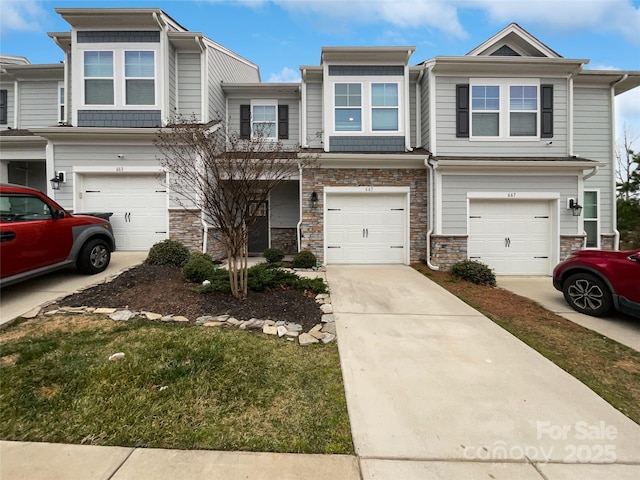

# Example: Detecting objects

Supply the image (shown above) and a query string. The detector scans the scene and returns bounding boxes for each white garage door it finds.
[325,193,407,264]
[468,200,552,275]
[80,174,167,250]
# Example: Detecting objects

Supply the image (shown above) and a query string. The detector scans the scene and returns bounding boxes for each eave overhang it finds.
[321,46,416,65]
[54,8,186,32]
[29,127,161,143]
[576,70,640,95]
[429,56,588,76]
[309,151,429,169]
[1,64,64,80]
[222,83,300,96]
[433,156,604,170]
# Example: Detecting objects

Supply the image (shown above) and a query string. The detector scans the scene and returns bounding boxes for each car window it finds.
[0,194,53,222]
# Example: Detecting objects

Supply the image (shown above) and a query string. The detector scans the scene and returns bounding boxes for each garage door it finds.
[325,193,407,264]
[80,174,167,250]
[468,200,552,275]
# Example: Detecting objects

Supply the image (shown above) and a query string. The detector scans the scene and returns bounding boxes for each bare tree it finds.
[616,124,639,201]
[155,117,312,299]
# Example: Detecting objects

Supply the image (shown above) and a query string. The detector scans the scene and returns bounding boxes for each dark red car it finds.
[553,249,640,318]
[0,184,116,287]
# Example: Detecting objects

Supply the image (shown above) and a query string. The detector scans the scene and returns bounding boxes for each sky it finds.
[0,0,639,146]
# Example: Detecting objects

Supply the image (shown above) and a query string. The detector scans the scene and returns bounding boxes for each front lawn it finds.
[414,264,640,425]
[0,316,353,453]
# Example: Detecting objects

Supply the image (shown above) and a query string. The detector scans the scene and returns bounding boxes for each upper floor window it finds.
[583,191,599,248]
[335,83,362,132]
[468,79,540,140]
[0,89,7,124]
[252,104,277,138]
[371,83,398,131]
[58,83,65,122]
[84,51,114,105]
[125,51,155,105]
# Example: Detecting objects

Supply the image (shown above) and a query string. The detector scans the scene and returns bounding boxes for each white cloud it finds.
[267,66,301,82]
[0,0,46,36]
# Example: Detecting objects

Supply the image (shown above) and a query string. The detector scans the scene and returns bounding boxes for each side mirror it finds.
[53,210,66,220]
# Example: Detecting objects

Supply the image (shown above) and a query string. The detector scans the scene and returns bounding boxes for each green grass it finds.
[0,317,353,453]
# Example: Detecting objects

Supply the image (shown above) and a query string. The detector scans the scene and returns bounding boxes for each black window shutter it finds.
[278,104,289,140]
[541,84,553,138]
[0,90,7,125]
[240,104,251,138]
[456,84,469,138]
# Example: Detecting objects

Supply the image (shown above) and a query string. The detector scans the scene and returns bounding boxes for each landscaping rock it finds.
[263,325,278,335]
[94,308,117,315]
[22,307,41,319]
[309,329,325,340]
[108,352,125,361]
[321,314,335,323]
[196,316,215,325]
[321,322,336,335]
[161,315,174,322]
[310,324,323,333]
[239,319,256,330]
[321,333,336,344]
[60,306,89,314]
[44,310,59,316]
[215,315,230,322]
[285,331,299,337]
[144,312,163,321]
[173,316,189,323]
[298,333,319,346]
[110,310,134,321]
[227,318,242,326]
[315,294,330,301]
[285,322,303,332]
[320,303,333,314]
[203,321,225,328]
[277,326,288,337]
[263,320,275,326]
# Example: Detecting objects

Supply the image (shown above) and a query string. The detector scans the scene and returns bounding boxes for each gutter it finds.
[425,156,439,270]
[610,73,628,250]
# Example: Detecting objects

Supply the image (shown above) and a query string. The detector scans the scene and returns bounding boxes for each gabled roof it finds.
[466,23,562,58]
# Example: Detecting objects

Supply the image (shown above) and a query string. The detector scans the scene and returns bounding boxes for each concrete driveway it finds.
[328,265,640,479]
[498,277,640,352]
[0,251,147,327]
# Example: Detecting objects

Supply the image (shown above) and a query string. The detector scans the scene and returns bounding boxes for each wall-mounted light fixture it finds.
[310,191,318,208]
[49,171,65,190]
[568,198,583,217]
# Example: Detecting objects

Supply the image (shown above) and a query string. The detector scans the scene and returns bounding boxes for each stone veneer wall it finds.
[560,235,586,260]
[601,234,616,251]
[300,168,428,264]
[169,209,202,252]
[205,229,228,261]
[430,235,467,270]
[271,228,297,254]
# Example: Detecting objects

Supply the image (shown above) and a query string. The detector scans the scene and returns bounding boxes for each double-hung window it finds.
[335,83,362,131]
[0,89,7,125]
[583,191,599,248]
[371,83,398,131]
[84,51,114,105]
[125,51,155,105]
[58,83,65,122]
[469,80,540,139]
[252,104,277,139]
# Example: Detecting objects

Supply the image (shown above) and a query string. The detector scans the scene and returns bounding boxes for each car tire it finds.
[77,239,111,275]
[562,273,613,317]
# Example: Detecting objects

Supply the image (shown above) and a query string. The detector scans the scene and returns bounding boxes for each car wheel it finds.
[562,273,612,317]
[77,239,111,275]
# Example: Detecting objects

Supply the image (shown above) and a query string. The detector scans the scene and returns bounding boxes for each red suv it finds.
[0,184,116,287]
[553,249,640,318]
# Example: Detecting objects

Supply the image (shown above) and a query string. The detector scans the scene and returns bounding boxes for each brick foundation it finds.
[560,235,586,260]
[169,209,202,252]
[271,227,297,254]
[300,167,429,264]
[429,235,468,270]
[601,234,616,250]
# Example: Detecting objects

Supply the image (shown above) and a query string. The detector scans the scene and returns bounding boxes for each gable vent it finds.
[490,45,521,56]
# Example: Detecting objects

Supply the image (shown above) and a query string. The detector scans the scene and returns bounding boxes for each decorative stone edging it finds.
[37,293,336,346]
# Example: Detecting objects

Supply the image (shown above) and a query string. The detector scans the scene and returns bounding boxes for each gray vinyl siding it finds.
[168,43,176,115]
[207,47,260,121]
[0,82,14,129]
[177,52,201,119]
[227,97,300,148]
[19,81,59,128]
[52,143,162,209]
[305,81,323,148]
[434,76,568,156]
[441,174,578,234]
[270,181,299,228]
[574,86,613,232]
[420,74,430,150]
[66,54,73,124]
[409,78,416,147]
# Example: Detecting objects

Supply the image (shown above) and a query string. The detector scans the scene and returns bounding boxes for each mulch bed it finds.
[55,263,323,330]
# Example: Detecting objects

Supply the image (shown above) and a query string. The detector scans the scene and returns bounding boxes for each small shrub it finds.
[263,248,285,263]
[199,268,232,293]
[292,250,317,269]
[450,260,496,286]
[146,240,190,267]
[183,253,216,283]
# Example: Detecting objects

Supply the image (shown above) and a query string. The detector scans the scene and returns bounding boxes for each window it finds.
[125,51,155,105]
[471,85,500,136]
[0,89,7,125]
[84,51,114,105]
[0,195,52,222]
[58,83,65,122]
[252,105,277,138]
[468,79,541,139]
[583,191,599,248]
[335,83,362,131]
[371,83,398,131]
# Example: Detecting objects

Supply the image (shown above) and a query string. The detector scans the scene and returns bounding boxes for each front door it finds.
[248,201,269,254]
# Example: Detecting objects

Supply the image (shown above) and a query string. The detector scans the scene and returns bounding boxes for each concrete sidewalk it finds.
[498,276,640,352]
[0,251,147,327]
[328,265,640,479]
[0,441,360,480]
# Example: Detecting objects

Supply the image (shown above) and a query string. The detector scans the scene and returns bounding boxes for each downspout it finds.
[201,212,210,254]
[425,156,439,270]
[296,161,303,252]
[610,73,628,250]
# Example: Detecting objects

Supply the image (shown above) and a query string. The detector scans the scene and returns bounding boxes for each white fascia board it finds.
[435,159,604,169]
[324,185,410,194]
[467,191,560,200]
